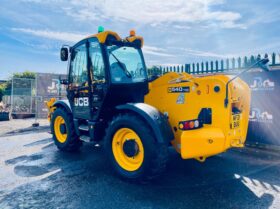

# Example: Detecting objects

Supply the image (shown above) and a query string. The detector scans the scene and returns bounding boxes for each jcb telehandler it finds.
[47,27,269,182]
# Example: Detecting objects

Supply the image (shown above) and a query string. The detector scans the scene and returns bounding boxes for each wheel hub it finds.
[60,124,66,134]
[123,139,139,157]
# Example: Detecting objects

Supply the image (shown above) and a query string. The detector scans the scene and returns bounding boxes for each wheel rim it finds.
[112,128,144,171]
[54,116,67,143]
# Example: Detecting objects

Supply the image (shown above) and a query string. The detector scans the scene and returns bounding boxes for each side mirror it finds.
[60,47,69,61]
[60,79,69,85]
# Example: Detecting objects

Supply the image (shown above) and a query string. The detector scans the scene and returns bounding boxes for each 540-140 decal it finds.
[168,86,190,93]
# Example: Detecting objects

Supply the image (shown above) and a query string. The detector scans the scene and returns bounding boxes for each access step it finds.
[80,135,91,143]
[78,124,89,132]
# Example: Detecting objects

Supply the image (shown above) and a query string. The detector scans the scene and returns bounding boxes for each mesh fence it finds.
[11,78,36,117]
[2,73,67,119]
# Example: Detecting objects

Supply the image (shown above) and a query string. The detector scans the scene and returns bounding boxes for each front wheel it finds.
[104,113,168,182]
[51,108,82,152]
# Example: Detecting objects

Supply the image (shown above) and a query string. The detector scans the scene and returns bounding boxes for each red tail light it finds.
[179,119,202,130]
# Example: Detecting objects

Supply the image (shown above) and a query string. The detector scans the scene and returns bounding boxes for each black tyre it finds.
[51,108,82,152]
[104,113,168,182]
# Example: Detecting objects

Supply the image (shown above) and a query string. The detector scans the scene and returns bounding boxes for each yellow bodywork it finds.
[145,72,250,160]
[45,98,56,122]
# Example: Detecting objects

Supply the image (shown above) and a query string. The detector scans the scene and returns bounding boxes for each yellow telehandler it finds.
[46,27,269,182]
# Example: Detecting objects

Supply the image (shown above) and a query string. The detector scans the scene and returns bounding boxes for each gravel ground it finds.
[0,118,50,136]
[0,120,279,209]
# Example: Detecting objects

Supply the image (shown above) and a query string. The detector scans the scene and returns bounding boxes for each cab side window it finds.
[70,44,88,87]
[89,41,105,82]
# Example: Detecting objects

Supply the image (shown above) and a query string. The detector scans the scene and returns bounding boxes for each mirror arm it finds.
[224,58,269,108]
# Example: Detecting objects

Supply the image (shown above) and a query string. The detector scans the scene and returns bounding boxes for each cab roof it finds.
[83,30,144,48]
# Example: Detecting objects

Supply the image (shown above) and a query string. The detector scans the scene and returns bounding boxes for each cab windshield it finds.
[107,45,147,83]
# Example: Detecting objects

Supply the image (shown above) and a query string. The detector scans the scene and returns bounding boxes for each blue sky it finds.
[0,0,280,79]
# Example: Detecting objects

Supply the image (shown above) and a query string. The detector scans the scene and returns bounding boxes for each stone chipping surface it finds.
[0,119,279,209]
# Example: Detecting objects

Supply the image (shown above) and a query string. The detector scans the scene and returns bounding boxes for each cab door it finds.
[67,41,91,120]
[88,39,107,120]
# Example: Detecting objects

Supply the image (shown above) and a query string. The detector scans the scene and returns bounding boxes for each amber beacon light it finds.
[130,29,136,36]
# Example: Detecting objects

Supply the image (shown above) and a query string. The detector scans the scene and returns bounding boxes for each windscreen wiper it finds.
[109,51,132,78]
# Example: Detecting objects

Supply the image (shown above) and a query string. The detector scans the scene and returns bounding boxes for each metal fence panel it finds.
[11,78,36,118]
[36,73,67,118]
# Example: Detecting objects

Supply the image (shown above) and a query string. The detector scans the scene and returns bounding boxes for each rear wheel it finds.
[104,113,168,182]
[51,108,82,152]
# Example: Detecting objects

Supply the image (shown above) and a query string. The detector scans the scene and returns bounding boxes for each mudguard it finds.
[53,100,72,113]
[116,103,174,144]
[52,99,81,134]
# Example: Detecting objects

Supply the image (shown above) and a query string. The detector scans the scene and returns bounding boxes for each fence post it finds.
[244,56,248,67]
[184,64,189,73]
[201,62,204,73]
[232,58,235,69]
[210,61,214,73]
[221,60,224,72]
[192,63,195,74]
[11,78,14,115]
[250,55,255,65]
[272,52,276,65]
[34,74,39,126]
[226,59,229,70]
[238,57,241,69]
[215,60,218,72]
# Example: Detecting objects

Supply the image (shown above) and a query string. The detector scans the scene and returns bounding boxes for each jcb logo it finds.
[250,77,274,91]
[74,97,89,106]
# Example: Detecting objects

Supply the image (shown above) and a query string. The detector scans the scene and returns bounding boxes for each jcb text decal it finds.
[74,97,89,106]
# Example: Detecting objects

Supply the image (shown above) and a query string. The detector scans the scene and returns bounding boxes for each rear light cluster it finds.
[178,119,202,130]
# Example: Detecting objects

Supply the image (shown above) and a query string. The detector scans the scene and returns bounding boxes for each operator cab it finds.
[60,28,148,121]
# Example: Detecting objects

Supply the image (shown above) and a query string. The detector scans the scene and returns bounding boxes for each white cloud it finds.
[23,0,245,29]
[181,48,236,58]
[143,46,175,57]
[11,28,86,43]
[173,25,191,30]
[11,27,175,58]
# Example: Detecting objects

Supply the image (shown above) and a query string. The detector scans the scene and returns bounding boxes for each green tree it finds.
[147,66,160,76]
[4,71,36,91]
[0,84,5,102]
[13,71,35,79]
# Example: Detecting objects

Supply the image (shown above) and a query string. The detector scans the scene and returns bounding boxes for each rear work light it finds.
[178,119,202,130]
